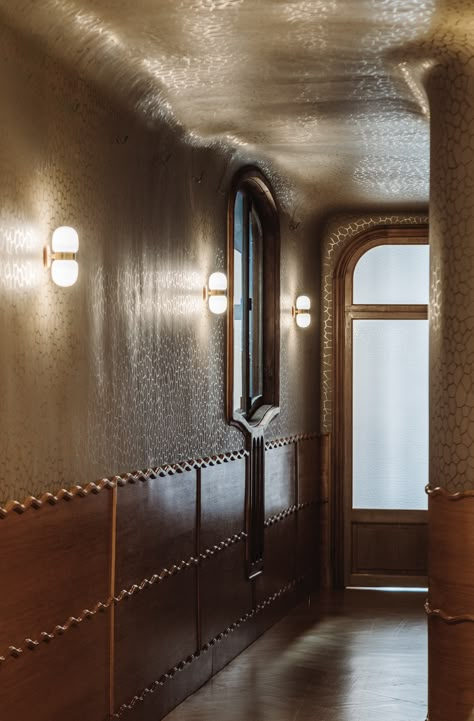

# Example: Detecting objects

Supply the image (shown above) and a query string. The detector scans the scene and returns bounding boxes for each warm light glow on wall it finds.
[204,271,228,314]
[293,295,311,328]
[44,226,79,287]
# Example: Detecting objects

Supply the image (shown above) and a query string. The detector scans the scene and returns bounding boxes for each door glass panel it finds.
[352,319,428,510]
[353,244,429,305]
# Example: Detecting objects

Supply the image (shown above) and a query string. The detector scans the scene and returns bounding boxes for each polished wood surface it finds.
[114,567,198,709]
[265,444,296,517]
[115,471,197,591]
[0,488,113,655]
[427,493,474,720]
[0,438,321,720]
[0,609,110,721]
[164,590,427,721]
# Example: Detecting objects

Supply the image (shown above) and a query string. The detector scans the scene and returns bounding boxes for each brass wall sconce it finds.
[44,226,79,287]
[204,272,228,314]
[292,295,311,328]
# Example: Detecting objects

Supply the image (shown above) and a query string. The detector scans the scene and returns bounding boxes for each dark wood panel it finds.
[264,444,296,518]
[0,608,110,721]
[352,521,427,574]
[200,542,252,644]
[114,567,197,710]
[256,515,296,603]
[429,617,474,721]
[430,495,474,613]
[200,460,246,551]
[296,504,318,581]
[0,489,113,654]
[211,615,258,677]
[297,438,320,504]
[127,650,213,721]
[115,471,197,592]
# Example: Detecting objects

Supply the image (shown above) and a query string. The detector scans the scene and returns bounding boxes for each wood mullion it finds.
[347,304,428,317]
[349,309,428,321]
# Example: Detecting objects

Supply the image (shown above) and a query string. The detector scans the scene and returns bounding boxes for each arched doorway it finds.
[333,226,429,587]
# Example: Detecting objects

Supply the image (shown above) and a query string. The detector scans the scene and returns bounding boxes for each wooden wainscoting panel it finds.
[256,515,296,604]
[114,567,197,711]
[0,488,113,656]
[352,518,427,575]
[200,459,246,551]
[200,542,252,645]
[297,438,320,504]
[297,504,318,583]
[264,444,296,518]
[0,607,110,721]
[428,616,474,721]
[115,471,197,592]
[430,494,474,613]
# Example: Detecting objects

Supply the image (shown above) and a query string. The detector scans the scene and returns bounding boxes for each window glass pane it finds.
[233,192,244,412]
[249,205,263,404]
[353,244,429,304]
[353,319,428,510]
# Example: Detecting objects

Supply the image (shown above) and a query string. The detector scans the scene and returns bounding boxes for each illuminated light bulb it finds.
[296,295,310,312]
[209,294,228,314]
[52,226,79,253]
[51,259,79,287]
[296,312,311,329]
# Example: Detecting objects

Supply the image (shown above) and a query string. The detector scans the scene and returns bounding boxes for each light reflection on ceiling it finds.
[1,0,471,210]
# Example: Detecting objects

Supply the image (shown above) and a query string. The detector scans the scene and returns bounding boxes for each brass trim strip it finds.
[0,599,113,664]
[0,480,116,519]
[110,578,300,719]
[265,432,319,450]
[264,500,319,528]
[0,450,249,520]
[425,484,474,501]
[199,531,248,560]
[425,599,474,624]
[0,533,248,666]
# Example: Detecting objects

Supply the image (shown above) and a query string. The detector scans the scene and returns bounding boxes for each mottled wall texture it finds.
[0,20,320,506]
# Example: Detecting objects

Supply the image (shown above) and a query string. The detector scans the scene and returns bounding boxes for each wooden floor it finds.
[164,589,427,721]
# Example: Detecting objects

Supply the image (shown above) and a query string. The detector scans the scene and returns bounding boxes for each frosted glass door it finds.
[352,319,428,510]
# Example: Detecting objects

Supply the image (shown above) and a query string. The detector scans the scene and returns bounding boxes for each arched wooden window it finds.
[227,168,280,432]
[227,168,281,578]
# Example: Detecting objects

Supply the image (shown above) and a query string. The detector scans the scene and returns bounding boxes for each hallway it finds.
[164,590,427,721]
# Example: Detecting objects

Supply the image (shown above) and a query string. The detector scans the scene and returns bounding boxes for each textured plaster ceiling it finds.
[2,0,473,211]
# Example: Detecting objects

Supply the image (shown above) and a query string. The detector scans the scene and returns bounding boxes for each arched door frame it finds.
[332,224,429,587]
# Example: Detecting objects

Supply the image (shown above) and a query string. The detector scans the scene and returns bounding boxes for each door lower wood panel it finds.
[350,509,428,587]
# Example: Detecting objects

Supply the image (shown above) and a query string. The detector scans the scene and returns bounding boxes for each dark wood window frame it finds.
[227,167,280,434]
[332,225,429,587]
[227,167,281,578]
